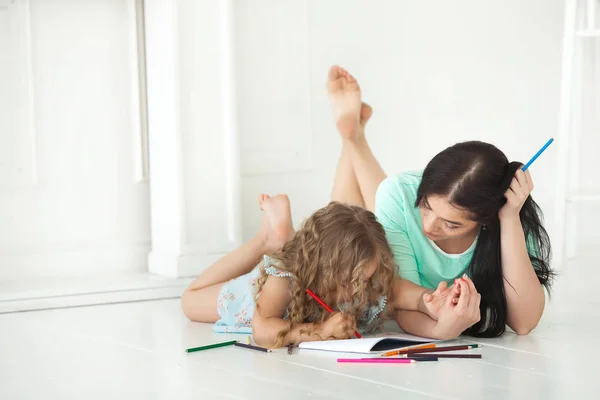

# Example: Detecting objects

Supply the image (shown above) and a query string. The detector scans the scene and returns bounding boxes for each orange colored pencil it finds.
[382,343,436,357]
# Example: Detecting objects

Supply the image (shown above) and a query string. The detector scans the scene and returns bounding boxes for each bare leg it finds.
[331,148,363,206]
[327,66,386,212]
[182,283,223,322]
[328,66,373,207]
[181,194,294,322]
[331,105,373,206]
[345,135,386,212]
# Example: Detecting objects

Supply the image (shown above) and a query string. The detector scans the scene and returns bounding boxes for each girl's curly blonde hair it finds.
[255,201,396,347]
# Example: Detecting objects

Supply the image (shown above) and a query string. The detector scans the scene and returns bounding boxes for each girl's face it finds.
[419,195,479,241]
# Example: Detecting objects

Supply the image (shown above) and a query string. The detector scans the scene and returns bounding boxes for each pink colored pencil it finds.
[338,358,415,364]
[305,289,362,339]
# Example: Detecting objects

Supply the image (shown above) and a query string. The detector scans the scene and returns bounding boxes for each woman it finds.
[326,65,554,338]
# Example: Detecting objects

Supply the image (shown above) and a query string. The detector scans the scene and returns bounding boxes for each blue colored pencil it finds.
[522,138,554,171]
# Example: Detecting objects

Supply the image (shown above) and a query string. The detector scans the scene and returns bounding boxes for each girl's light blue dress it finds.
[213,255,387,335]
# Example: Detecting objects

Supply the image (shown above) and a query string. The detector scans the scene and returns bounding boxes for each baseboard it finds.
[0,246,151,281]
[0,273,193,314]
[148,250,226,277]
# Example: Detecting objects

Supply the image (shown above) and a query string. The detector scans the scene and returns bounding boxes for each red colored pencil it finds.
[305,289,362,339]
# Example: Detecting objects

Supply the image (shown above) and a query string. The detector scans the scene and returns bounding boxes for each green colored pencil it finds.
[186,340,238,353]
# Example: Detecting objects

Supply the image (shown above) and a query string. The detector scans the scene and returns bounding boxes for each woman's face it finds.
[419,195,479,241]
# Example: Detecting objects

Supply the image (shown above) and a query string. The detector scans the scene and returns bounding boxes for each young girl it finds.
[182,195,400,347]
[326,65,554,339]
[182,194,456,347]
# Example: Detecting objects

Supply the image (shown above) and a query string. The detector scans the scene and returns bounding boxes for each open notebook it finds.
[298,332,440,354]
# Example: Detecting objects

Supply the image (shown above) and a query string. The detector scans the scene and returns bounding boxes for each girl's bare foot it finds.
[327,65,362,140]
[257,194,294,252]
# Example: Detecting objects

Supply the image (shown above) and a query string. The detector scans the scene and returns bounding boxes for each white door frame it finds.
[143,0,243,278]
[0,0,242,313]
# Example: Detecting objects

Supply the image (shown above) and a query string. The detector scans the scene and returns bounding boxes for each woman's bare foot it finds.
[327,65,362,140]
[257,194,295,252]
[359,102,373,131]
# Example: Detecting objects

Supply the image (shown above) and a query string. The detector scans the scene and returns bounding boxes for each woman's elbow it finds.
[509,294,545,335]
[513,326,534,335]
[512,320,539,335]
[510,317,540,335]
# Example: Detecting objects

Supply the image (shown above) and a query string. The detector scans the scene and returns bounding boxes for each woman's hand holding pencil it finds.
[500,138,553,221]
[499,168,535,221]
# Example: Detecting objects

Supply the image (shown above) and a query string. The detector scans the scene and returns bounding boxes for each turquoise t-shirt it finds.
[375,171,540,289]
[374,171,476,289]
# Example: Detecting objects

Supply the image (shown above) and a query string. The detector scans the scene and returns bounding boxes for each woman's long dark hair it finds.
[416,141,554,337]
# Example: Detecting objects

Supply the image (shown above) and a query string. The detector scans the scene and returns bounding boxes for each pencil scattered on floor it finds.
[408,353,482,359]
[186,340,238,353]
[234,342,272,353]
[186,338,481,361]
[382,343,437,357]
[385,344,482,357]
[405,356,438,362]
[338,358,416,364]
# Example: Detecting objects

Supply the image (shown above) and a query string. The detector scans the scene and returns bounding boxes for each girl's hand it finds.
[499,168,534,221]
[432,275,481,340]
[422,281,460,320]
[317,312,356,340]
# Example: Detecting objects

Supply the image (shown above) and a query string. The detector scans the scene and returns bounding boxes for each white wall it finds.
[1,0,596,282]
[236,0,600,252]
[0,0,150,280]
[573,34,600,250]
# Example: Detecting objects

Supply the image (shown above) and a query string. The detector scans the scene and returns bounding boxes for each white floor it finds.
[1,253,598,400]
